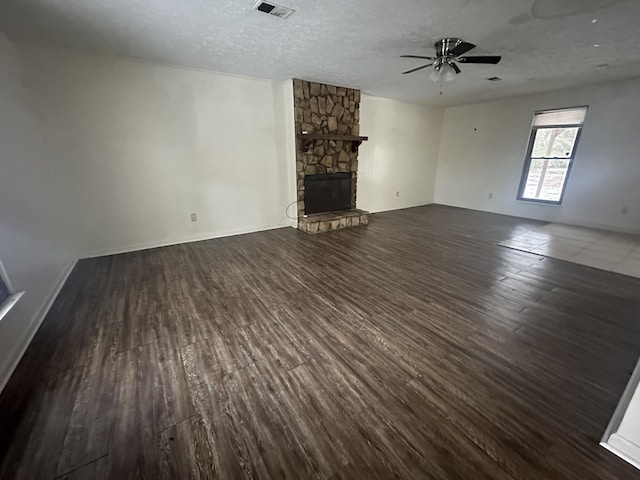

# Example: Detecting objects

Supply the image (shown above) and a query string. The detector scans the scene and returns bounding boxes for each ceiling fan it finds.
[401,38,502,82]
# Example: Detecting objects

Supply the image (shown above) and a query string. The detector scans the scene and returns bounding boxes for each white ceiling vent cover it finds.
[253,1,295,19]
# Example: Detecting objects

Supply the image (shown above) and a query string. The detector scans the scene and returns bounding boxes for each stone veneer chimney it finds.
[293,79,369,233]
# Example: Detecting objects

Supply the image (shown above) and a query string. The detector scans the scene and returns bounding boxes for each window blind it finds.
[532,107,588,127]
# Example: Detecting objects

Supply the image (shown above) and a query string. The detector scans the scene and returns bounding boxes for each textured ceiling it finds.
[1,0,640,106]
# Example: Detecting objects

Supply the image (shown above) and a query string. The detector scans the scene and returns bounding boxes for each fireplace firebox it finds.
[304,173,352,215]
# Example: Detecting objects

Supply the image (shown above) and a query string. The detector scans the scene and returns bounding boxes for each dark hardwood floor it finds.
[1,205,640,479]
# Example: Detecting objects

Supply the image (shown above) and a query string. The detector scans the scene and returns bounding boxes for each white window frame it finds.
[517,106,588,205]
[0,260,24,323]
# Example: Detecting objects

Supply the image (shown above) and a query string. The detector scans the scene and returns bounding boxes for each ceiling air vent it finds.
[253,1,295,19]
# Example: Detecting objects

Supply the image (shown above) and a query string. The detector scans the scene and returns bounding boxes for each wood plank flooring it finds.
[1,205,640,479]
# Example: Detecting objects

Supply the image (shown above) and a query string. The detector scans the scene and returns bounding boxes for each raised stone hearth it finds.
[298,209,369,234]
[293,79,369,233]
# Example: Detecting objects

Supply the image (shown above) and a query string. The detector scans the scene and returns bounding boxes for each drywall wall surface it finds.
[358,95,443,213]
[435,78,640,233]
[271,79,298,227]
[0,32,75,390]
[17,46,295,257]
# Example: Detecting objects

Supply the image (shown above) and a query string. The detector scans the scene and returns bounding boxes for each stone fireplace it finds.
[293,79,369,233]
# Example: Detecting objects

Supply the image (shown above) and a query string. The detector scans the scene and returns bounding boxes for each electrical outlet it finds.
[488,192,493,199]
[396,191,400,197]
[621,206,629,215]
[190,213,197,222]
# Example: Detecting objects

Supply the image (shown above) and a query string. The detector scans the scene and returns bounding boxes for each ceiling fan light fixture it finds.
[429,62,457,83]
[440,63,457,82]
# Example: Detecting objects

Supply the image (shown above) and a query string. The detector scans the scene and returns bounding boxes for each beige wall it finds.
[0,33,75,390]
[17,45,296,258]
[435,78,640,233]
[358,95,443,213]
[17,45,445,258]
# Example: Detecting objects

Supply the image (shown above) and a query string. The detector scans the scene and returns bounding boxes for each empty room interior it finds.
[2,0,640,478]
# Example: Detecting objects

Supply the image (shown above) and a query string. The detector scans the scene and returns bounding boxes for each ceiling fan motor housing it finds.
[435,38,463,57]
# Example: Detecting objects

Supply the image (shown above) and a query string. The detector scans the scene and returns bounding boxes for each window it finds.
[0,260,23,322]
[517,106,588,204]
[0,272,9,305]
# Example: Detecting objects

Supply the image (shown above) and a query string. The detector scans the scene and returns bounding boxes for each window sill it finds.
[515,198,563,206]
[0,291,25,324]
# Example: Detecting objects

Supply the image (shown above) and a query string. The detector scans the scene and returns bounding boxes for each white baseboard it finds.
[82,222,291,258]
[0,259,77,393]
[434,202,640,236]
[372,202,435,214]
[602,435,640,471]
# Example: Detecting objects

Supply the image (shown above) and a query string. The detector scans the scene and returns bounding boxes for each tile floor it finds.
[499,223,640,278]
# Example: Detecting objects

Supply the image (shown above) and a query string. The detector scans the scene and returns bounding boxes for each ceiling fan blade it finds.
[449,41,476,57]
[451,62,461,74]
[402,63,434,75]
[401,55,437,60]
[458,55,502,64]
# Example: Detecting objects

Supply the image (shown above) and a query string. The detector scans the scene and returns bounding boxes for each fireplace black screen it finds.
[304,173,352,215]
